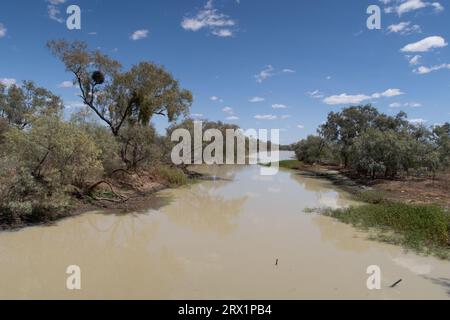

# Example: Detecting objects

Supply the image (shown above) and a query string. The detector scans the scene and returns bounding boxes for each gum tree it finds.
[47,40,193,137]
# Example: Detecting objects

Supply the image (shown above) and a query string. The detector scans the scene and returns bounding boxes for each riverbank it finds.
[274,160,450,260]
[0,166,202,232]
[276,160,450,208]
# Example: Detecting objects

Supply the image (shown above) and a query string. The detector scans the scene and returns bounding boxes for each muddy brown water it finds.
[0,152,449,299]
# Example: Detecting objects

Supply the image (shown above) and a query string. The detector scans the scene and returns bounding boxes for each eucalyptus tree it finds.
[47,40,193,137]
[0,81,63,129]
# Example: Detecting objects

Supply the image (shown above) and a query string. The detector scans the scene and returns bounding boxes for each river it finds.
[0,152,449,299]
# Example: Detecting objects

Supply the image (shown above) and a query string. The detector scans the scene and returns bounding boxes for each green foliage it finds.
[157,166,188,186]
[0,81,63,129]
[119,124,163,169]
[47,40,192,137]
[323,203,450,258]
[291,105,450,179]
[276,160,302,170]
[293,135,329,165]
[5,114,103,190]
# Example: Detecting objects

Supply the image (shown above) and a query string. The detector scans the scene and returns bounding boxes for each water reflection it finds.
[162,183,248,237]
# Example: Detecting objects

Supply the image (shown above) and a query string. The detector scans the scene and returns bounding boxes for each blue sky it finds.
[0,0,449,144]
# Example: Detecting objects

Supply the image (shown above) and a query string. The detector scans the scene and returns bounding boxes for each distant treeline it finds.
[292,105,450,179]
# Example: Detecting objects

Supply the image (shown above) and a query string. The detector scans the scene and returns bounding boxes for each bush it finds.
[294,135,329,165]
[157,166,188,186]
[5,114,103,190]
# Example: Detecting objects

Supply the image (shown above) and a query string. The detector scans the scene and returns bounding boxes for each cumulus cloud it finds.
[323,88,404,105]
[401,36,447,52]
[414,63,450,74]
[226,116,239,120]
[323,94,372,105]
[372,88,405,98]
[130,29,149,41]
[383,0,445,16]
[181,0,237,37]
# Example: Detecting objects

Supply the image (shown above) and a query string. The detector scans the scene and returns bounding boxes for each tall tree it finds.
[47,40,193,136]
[0,81,62,129]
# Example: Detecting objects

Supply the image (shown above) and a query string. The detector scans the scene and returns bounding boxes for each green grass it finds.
[321,203,450,259]
[354,190,390,204]
[262,160,302,170]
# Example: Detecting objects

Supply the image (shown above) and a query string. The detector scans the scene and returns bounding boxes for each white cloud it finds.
[58,81,74,88]
[297,125,305,129]
[130,29,149,41]
[281,115,292,119]
[323,93,371,105]
[387,21,421,34]
[397,0,428,15]
[211,29,233,37]
[324,88,405,105]
[0,23,7,38]
[0,78,17,87]
[307,90,324,99]
[405,102,422,107]
[222,106,233,114]
[249,96,265,103]
[409,118,427,125]
[65,101,85,109]
[226,116,239,120]
[255,65,275,83]
[254,65,295,83]
[272,104,288,109]
[254,114,277,120]
[383,0,444,15]
[390,102,422,108]
[181,0,237,37]
[210,96,224,102]
[414,63,450,74]
[401,36,447,52]
[409,55,421,65]
[372,88,405,98]
[191,113,204,118]
[47,0,67,23]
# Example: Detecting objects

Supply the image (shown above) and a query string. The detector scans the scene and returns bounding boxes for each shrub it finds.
[157,166,188,186]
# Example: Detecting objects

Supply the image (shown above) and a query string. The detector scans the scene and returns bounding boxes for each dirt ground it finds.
[295,163,450,209]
